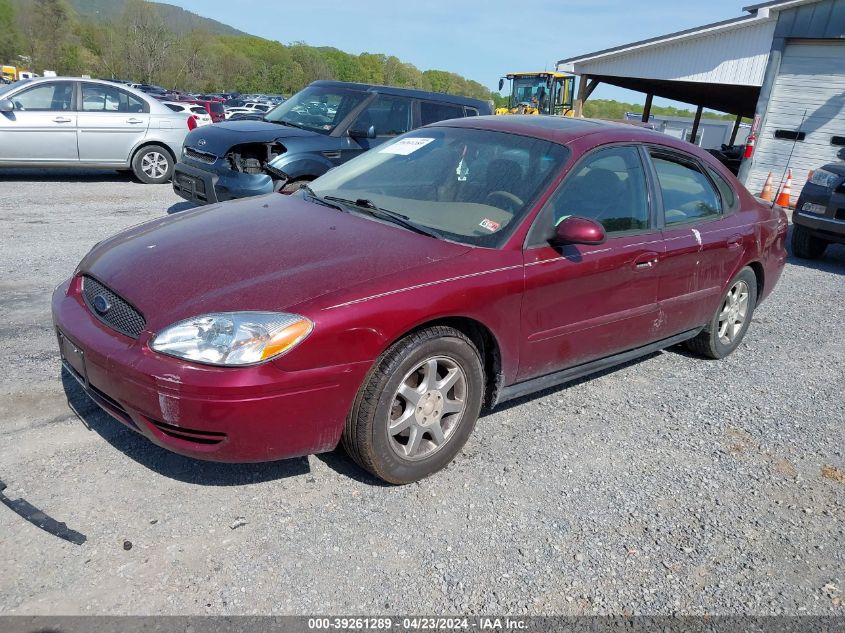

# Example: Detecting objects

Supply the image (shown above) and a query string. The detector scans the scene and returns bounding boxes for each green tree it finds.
[0,0,18,63]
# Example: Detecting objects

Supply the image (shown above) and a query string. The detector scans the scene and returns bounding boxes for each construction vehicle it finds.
[1,66,38,82]
[495,71,576,116]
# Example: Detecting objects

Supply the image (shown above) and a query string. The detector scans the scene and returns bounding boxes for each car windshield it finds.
[308,127,570,248]
[511,76,548,109]
[264,85,368,135]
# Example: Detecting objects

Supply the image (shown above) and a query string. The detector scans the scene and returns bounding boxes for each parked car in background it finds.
[162,101,211,126]
[0,77,195,183]
[791,147,845,259]
[188,98,226,123]
[55,117,787,483]
[173,80,492,204]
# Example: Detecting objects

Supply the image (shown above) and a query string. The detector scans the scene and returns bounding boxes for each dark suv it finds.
[792,148,845,259]
[172,80,491,204]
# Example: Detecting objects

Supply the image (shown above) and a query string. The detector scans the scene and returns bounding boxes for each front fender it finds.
[268,153,336,181]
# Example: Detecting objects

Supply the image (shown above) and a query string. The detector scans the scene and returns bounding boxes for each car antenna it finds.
[772,108,807,209]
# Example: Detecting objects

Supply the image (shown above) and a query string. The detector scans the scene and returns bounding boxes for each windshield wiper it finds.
[323,196,442,239]
[268,119,305,130]
[300,185,345,212]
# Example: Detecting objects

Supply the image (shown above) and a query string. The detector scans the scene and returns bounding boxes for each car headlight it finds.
[150,312,313,366]
[809,169,840,189]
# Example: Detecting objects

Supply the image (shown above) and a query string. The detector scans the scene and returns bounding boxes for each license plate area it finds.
[57,329,88,387]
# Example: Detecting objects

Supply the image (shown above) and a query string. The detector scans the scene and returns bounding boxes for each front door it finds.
[0,81,77,162]
[519,145,663,380]
[341,94,414,161]
[77,83,150,163]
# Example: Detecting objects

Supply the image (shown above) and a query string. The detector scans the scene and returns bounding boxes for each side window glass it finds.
[464,107,479,117]
[544,146,650,235]
[420,101,463,126]
[651,154,721,225]
[705,166,736,210]
[81,84,146,113]
[354,95,412,137]
[11,83,73,111]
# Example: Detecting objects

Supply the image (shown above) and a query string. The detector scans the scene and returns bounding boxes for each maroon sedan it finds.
[53,116,788,483]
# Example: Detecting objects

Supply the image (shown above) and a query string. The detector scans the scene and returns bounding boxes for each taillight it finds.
[187,115,198,131]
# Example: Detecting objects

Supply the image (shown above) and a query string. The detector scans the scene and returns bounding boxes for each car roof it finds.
[4,76,175,113]
[431,114,709,152]
[308,80,490,110]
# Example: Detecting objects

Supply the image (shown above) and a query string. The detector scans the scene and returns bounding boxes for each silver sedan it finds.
[0,77,193,183]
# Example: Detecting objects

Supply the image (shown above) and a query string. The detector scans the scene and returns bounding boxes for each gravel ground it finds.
[0,168,843,616]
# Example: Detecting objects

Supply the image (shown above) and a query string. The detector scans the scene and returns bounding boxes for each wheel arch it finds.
[393,316,503,410]
[130,140,177,166]
[746,260,765,299]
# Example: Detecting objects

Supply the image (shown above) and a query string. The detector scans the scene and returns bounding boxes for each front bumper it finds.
[794,182,845,244]
[172,159,275,206]
[52,277,371,463]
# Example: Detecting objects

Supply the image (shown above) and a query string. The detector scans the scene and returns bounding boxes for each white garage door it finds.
[746,40,845,205]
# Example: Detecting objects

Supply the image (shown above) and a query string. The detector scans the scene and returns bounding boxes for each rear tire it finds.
[342,327,484,484]
[131,145,174,184]
[686,267,757,360]
[791,224,828,260]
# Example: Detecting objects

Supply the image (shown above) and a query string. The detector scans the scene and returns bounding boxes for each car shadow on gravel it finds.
[61,368,310,485]
[167,201,196,214]
[0,168,137,183]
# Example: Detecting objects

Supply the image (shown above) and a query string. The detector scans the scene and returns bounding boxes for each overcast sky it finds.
[164,0,750,107]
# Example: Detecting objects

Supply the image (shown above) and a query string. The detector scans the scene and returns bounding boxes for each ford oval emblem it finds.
[92,294,111,315]
[197,139,207,146]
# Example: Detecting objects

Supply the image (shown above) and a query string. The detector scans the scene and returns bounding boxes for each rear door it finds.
[648,148,745,334]
[0,81,78,162]
[519,144,664,380]
[77,83,150,164]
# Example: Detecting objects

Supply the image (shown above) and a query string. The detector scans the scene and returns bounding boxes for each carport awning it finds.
[556,3,792,116]
[586,76,761,117]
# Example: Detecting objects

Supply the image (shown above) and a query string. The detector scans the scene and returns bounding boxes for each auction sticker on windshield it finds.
[380,138,435,155]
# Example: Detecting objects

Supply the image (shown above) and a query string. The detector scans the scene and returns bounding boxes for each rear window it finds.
[210,103,225,114]
[420,101,464,126]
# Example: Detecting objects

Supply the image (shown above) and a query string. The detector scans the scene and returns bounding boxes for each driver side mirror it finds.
[0,98,14,113]
[349,124,376,139]
[498,78,505,92]
[838,147,845,161]
[551,216,606,246]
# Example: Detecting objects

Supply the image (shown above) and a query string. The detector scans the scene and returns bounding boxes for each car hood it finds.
[79,195,470,332]
[184,120,319,154]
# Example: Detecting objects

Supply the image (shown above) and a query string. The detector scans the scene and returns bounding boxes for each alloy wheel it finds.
[141,152,169,180]
[388,356,467,461]
[717,279,750,345]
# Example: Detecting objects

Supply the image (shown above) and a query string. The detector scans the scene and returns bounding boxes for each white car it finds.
[224,102,271,119]
[0,77,195,183]
[162,101,212,126]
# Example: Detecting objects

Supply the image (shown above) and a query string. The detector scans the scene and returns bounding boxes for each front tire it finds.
[343,327,484,484]
[791,224,828,260]
[131,145,174,184]
[686,267,758,360]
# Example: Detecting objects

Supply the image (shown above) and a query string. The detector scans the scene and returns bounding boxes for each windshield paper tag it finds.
[480,219,501,232]
[380,138,435,155]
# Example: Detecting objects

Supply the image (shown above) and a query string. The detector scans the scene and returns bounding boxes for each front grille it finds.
[184,147,217,164]
[81,276,146,339]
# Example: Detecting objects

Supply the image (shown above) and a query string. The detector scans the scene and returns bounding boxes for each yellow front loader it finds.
[496,71,575,116]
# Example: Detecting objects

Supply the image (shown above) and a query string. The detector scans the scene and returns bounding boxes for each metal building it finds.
[558,0,845,205]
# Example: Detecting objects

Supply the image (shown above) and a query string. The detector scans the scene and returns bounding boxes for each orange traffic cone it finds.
[776,169,793,207]
[760,172,774,201]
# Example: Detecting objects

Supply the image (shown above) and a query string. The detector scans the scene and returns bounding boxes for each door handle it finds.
[727,235,743,249]
[52,117,72,123]
[126,118,144,124]
[633,253,660,270]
